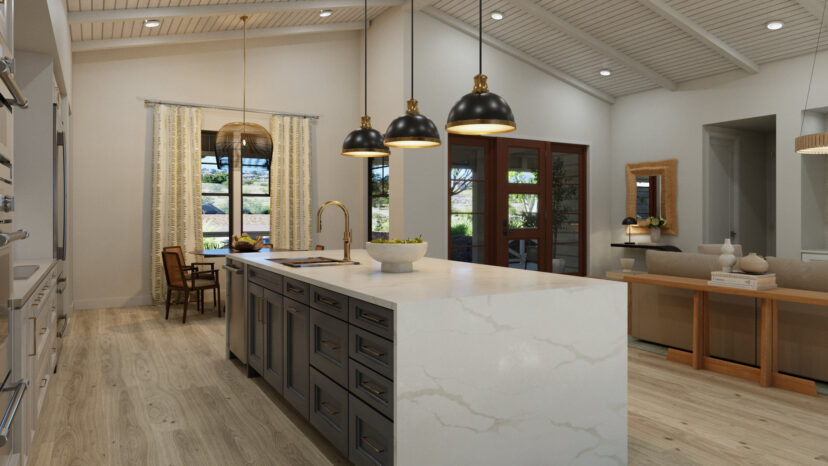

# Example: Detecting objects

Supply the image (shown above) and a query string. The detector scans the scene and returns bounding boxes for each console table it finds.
[624,273,823,396]
[611,243,681,252]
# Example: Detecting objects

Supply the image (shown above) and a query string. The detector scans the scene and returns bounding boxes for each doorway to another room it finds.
[703,115,776,257]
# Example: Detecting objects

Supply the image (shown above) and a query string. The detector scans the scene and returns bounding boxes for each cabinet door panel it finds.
[284,298,310,419]
[263,289,284,393]
[309,309,348,386]
[247,282,265,374]
[349,395,393,466]
[310,367,349,456]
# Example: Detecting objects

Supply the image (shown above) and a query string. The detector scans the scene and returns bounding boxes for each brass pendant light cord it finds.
[411,0,414,100]
[801,0,828,135]
[478,0,482,76]
[364,0,368,116]
[242,15,248,129]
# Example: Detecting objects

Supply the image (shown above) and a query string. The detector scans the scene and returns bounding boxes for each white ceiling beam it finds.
[507,0,677,91]
[422,7,615,104]
[794,0,828,21]
[68,0,404,24]
[637,0,758,74]
[412,0,440,11]
[72,22,363,52]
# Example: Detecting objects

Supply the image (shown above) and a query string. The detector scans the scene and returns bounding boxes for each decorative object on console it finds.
[365,238,428,273]
[622,217,638,244]
[795,0,828,154]
[620,258,635,272]
[719,238,737,273]
[445,0,516,135]
[709,271,776,290]
[647,216,666,243]
[740,252,769,274]
[231,233,264,252]
[216,16,274,167]
[383,0,441,149]
[342,0,390,157]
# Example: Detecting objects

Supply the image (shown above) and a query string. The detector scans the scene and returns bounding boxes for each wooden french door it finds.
[448,136,587,275]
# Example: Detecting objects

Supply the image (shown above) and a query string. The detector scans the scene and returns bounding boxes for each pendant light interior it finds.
[445,0,515,136]
[796,0,828,155]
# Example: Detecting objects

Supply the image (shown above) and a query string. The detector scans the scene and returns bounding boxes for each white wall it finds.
[612,51,828,260]
[71,31,364,309]
[371,8,615,274]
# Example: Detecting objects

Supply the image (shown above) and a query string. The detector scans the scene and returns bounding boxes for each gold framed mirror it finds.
[625,159,677,235]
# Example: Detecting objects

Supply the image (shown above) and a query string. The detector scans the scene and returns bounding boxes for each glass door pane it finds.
[550,148,585,274]
[449,141,489,263]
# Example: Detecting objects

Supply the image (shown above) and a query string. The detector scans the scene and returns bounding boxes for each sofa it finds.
[630,250,828,383]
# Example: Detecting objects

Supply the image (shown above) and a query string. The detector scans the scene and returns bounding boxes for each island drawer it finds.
[283,277,310,304]
[349,360,393,420]
[248,267,282,292]
[310,367,349,457]
[349,327,394,380]
[349,299,393,341]
[311,286,348,321]
[349,394,393,466]
[310,309,349,387]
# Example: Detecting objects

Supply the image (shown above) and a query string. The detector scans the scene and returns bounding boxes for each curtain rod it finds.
[142,98,320,119]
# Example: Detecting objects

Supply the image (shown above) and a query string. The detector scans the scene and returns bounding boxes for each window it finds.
[201,131,231,249]
[368,158,389,241]
[242,153,271,242]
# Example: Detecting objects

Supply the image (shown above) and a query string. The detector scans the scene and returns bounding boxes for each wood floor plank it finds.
[28,306,828,465]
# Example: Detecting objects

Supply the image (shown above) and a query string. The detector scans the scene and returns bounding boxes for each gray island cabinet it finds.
[226,250,628,466]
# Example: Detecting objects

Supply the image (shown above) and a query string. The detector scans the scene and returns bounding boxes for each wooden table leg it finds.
[759,298,773,387]
[692,290,704,370]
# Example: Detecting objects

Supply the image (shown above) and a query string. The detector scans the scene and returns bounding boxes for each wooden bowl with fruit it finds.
[365,236,428,273]
[231,234,265,252]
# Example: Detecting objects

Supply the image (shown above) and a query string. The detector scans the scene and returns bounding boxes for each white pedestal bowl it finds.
[365,242,428,273]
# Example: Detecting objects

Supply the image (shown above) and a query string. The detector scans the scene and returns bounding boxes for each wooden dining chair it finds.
[164,245,220,307]
[161,251,221,323]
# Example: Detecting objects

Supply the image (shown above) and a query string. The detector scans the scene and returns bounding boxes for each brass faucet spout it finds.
[316,201,351,262]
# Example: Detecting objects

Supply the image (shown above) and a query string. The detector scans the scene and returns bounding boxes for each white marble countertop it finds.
[227,249,622,309]
[11,258,57,308]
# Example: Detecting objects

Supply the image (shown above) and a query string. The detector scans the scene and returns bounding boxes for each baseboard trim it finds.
[73,294,154,310]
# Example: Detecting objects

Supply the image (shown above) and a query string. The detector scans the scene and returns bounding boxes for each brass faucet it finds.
[316,201,351,262]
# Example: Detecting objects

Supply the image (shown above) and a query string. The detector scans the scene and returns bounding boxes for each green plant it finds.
[647,216,666,229]
[202,237,223,249]
[451,223,470,236]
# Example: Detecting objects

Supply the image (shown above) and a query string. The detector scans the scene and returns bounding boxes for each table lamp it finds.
[622,217,638,244]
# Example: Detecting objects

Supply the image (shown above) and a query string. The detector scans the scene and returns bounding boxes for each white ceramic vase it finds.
[740,252,769,274]
[649,228,661,243]
[620,258,635,272]
[719,238,737,273]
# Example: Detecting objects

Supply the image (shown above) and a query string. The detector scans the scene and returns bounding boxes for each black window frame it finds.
[201,130,233,247]
[367,157,390,241]
[241,155,272,240]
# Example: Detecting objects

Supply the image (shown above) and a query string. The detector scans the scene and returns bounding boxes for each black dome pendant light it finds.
[383,0,441,148]
[342,0,390,157]
[446,0,515,135]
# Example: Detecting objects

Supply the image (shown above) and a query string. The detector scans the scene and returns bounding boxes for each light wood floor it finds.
[29,306,828,465]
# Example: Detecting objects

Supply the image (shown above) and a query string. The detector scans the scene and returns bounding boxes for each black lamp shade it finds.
[384,99,441,148]
[622,217,638,226]
[342,115,390,157]
[447,74,516,135]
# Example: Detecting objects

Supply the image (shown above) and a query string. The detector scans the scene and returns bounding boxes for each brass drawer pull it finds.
[286,283,303,294]
[320,340,339,351]
[317,295,338,307]
[360,345,384,358]
[360,381,385,396]
[361,436,384,454]
[28,317,37,357]
[286,305,298,315]
[320,401,338,416]
[361,312,385,325]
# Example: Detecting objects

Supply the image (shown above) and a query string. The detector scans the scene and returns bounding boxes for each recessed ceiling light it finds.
[319,9,333,18]
[491,11,504,20]
[766,20,784,30]
[143,19,161,28]
[599,69,612,77]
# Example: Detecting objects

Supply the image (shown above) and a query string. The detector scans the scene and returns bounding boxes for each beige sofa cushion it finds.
[767,257,828,292]
[646,250,720,279]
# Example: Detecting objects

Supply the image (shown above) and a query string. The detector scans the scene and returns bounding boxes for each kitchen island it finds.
[226,249,627,465]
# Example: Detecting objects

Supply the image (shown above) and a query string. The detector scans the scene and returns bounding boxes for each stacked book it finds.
[708,271,777,290]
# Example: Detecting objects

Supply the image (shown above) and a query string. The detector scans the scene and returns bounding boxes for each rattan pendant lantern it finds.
[796,0,828,154]
[216,16,273,167]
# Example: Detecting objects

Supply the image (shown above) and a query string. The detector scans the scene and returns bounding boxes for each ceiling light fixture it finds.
[796,1,828,154]
[491,11,504,20]
[319,9,333,18]
[599,69,612,77]
[766,20,784,30]
[143,19,161,28]
[383,0,441,149]
[342,0,390,157]
[446,0,516,135]
[216,16,273,168]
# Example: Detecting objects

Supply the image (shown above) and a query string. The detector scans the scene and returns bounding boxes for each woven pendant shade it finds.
[216,122,273,165]
[795,132,828,154]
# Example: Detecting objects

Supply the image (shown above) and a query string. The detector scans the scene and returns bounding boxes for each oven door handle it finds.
[0,379,27,447]
[0,229,28,247]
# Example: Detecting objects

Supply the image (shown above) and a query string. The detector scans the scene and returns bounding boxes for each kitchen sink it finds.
[268,257,359,268]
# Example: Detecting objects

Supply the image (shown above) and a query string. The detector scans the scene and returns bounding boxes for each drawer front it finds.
[309,309,348,386]
[349,395,393,466]
[349,299,394,341]
[284,298,310,419]
[349,360,393,420]
[311,286,348,320]
[349,327,394,380]
[283,277,310,305]
[309,368,349,456]
[248,267,283,292]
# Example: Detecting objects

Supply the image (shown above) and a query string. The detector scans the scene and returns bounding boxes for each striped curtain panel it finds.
[150,104,203,304]
[269,115,313,250]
